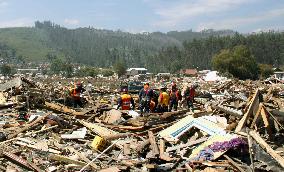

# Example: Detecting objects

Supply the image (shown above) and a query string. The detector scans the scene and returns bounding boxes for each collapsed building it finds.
[0,75,283,172]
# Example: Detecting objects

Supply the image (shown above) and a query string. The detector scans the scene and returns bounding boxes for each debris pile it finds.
[0,77,283,171]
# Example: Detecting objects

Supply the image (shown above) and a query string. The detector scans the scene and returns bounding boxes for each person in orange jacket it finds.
[169,82,182,111]
[117,86,135,110]
[69,82,85,108]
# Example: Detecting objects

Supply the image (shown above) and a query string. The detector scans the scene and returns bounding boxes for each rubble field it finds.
[0,76,284,172]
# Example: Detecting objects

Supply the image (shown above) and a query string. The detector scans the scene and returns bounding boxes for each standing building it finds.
[126,68,147,77]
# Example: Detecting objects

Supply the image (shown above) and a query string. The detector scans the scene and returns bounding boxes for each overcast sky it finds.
[0,0,283,33]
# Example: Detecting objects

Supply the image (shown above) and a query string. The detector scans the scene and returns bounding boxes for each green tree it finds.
[46,53,57,62]
[258,64,273,79]
[113,61,127,78]
[76,66,99,77]
[101,69,114,77]
[50,58,64,74]
[64,63,73,78]
[212,45,259,80]
[0,64,12,76]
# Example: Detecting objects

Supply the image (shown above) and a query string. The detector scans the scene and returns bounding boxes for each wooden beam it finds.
[159,139,165,155]
[263,106,284,130]
[148,131,159,157]
[8,112,51,139]
[3,152,33,171]
[235,89,259,133]
[249,130,284,168]
[260,107,272,138]
[159,139,175,161]
[250,103,263,129]
[49,154,88,167]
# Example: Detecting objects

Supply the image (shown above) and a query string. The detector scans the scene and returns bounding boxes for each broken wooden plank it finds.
[264,106,284,130]
[159,139,165,155]
[8,112,51,139]
[45,101,74,114]
[148,131,159,157]
[159,139,176,161]
[260,106,272,138]
[235,89,259,132]
[80,120,119,138]
[3,152,40,171]
[249,130,284,168]
[49,154,88,167]
[250,103,263,129]
[15,141,60,154]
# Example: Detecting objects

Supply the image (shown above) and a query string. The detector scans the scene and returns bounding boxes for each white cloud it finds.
[0,0,8,13]
[0,18,34,28]
[64,19,80,25]
[196,8,284,31]
[0,0,8,7]
[152,0,254,27]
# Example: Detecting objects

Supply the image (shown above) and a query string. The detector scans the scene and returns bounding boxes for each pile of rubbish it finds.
[0,77,283,171]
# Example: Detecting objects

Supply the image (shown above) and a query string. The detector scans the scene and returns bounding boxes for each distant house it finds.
[180,69,198,76]
[274,71,284,80]
[126,68,147,77]
[272,67,281,72]
[156,73,171,80]
[17,68,39,74]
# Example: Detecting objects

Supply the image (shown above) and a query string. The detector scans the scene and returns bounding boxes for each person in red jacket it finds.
[117,87,135,110]
[184,84,198,112]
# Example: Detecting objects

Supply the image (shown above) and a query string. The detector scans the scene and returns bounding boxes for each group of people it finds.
[67,81,198,114]
[117,82,198,114]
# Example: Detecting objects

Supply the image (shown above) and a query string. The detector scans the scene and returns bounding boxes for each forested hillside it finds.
[0,21,283,74]
[0,21,234,65]
[150,32,284,73]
